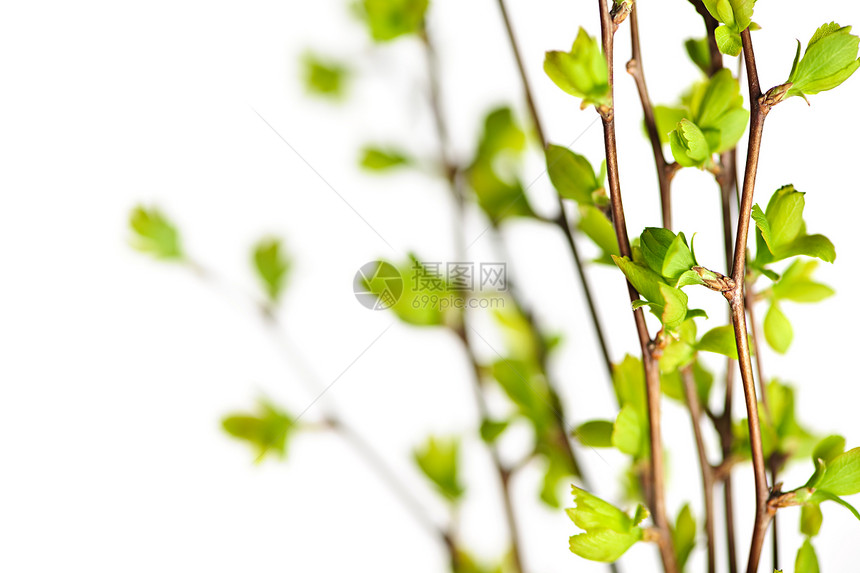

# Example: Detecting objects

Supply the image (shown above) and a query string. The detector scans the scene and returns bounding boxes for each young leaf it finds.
[685,36,712,74]
[358,0,428,42]
[814,447,860,496]
[479,419,509,444]
[795,539,820,573]
[672,504,697,571]
[301,52,349,98]
[701,0,755,56]
[253,238,291,303]
[413,436,465,502]
[697,325,741,359]
[764,302,793,354]
[544,28,611,108]
[772,260,835,302]
[221,399,295,462]
[359,146,411,171]
[786,23,860,101]
[753,186,836,264]
[612,404,645,458]
[129,206,183,260]
[813,435,846,465]
[662,232,697,280]
[575,420,615,448]
[546,145,603,205]
[669,119,710,167]
[653,106,687,145]
[578,206,619,263]
[567,486,646,562]
[800,503,823,538]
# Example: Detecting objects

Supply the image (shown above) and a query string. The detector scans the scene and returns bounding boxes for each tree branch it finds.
[495,0,614,381]
[727,28,774,573]
[597,2,677,572]
[627,6,677,229]
[421,26,527,573]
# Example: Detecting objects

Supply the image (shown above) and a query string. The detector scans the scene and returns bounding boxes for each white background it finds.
[1,0,859,571]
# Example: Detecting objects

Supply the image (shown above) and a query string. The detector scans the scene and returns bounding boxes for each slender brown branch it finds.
[681,367,716,573]
[495,0,614,380]
[728,28,774,573]
[422,26,527,573]
[597,2,677,572]
[627,6,676,229]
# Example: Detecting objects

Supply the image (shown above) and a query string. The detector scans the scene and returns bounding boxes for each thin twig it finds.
[596,2,677,572]
[627,6,677,229]
[681,366,716,573]
[728,28,774,573]
[495,0,614,381]
[421,26,527,573]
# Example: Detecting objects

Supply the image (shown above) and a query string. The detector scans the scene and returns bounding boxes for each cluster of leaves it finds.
[785,23,860,102]
[700,0,755,56]
[566,486,649,562]
[656,69,748,169]
[544,28,610,110]
[752,185,835,267]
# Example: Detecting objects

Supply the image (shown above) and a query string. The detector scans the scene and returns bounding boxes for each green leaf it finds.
[612,355,647,421]
[612,405,645,458]
[221,399,295,462]
[800,503,823,538]
[813,435,846,465]
[815,447,860,496]
[714,26,742,57]
[701,0,754,56]
[567,486,645,562]
[541,445,578,507]
[685,36,712,74]
[766,186,805,248]
[764,302,793,354]
[480,419,510,444]
[795,539,820,573]
[578,206,619,262]
[780,235,836,263]
[302,52,348,98]
[697,324,740,359]
[546,145,603,205]
[662,232,697,280]
[491,359,553,434]
[640,228,676,275]
[129,206,183,260]
[413,436,465,502]
[670,119,710,167]
[379,255,454,327]
[653,106,688,145]
[359,146,411,171]
[809,489,860,520]
[575,420,615,448]
[252,238,291,303]
[358,0,428,42]
[544,28,611,108]
[753,186,836,264]
[659,283,690,330]
[612,256,666,305]
[672,504,697,571]
[787,23,860,100]
[478,107,527,158]
[772,260,835,302]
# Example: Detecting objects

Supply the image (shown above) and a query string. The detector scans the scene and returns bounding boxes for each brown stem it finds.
[422,26,527,573]
[681,367,716,573]
[627,6,675,229]
[597,2,677,572]
[728,28,774,573]
[495,0,614,380]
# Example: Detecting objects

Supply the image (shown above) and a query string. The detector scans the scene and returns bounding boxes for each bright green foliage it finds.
[377,255,458,327]
[700,0,754,56]
[640,228,698,283]
[466,107,533,223]
[301,53,348,98]
[357,0,428,42]
[567,486,647,562]
[786,23,860,101]
[221,399,295,462]
[609,355,650,459]
[612,405,645,458]
[493,306,542,367]
[753,185,836,265]
[575,420,615,448]
[654,106,688,145]
[479,419,510,444]
[129,206,183,260]
[491,359,553,437]
[539,444,579,507]
[672,504,697,571]
[685,36,712,74]
[734,381,815,462]
[813,434,847,466]
[252,238,291,303]
[795,539,820,573]
[771,260,835,303]
[667,70,749,168]
[359,146,411,171]
[811,447,860,497]
[578,206,618,264]
[697,324,741,359]
[800,503,823,537]
[763,302,792,354]
[544,28,611,109]
[413,436,465,502]
[545,144,605,205]
[613,255,690,330]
